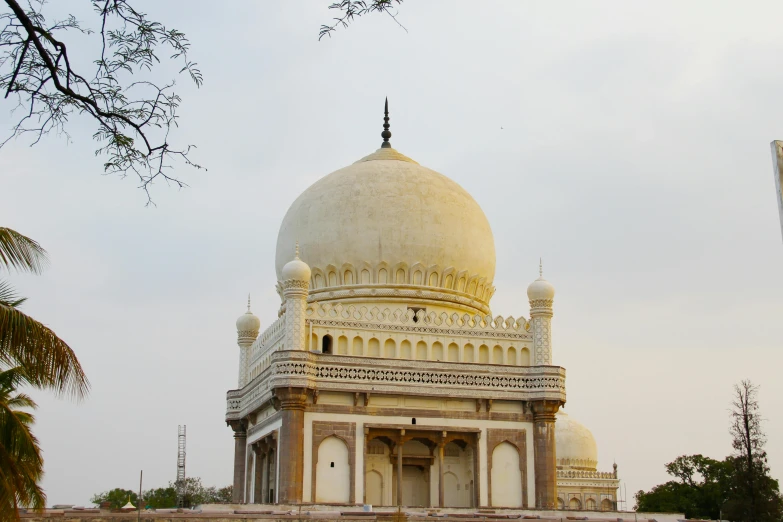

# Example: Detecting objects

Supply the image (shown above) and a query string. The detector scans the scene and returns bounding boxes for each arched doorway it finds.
[491,442,522,507]
[315,436,350,503]
[365,470,383,506]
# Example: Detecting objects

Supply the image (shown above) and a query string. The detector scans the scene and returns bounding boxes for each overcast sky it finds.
[2,0,783,508]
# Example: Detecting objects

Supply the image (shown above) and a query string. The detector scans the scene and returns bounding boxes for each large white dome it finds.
[555,411,598,471]
[275,147,496,314]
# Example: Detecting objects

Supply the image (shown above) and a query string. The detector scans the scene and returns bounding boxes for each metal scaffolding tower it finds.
[176,425,186,507]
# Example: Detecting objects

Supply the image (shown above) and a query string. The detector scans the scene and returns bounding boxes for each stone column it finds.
[254,444,266,504]
[531,400,561,509]
[236,300,260,388]
[529,301,553,365]
[229,420,248,503]
[438,438,445,507]
[267,447,276,502]
[281,251,310,352]
[397,431,405,506]
[528,271,555,366]
[275,387,308,503]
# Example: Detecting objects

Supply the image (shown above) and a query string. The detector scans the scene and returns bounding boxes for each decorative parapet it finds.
[249,314,286,365]
[557,470,617,480]
[226,350,565,421]
[305,303,531,340]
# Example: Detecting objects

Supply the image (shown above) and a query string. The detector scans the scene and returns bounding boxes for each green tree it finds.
[635,454,729,519]
[722,380,783,522]
[90,488,137,510]
[0,367,44,518]
[0,229,88,521]
[141,486,176,509]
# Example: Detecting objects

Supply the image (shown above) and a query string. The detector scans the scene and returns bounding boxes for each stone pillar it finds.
[275,387,308,503]
[397,431,405,506]
[438,437,445,507]
[229,420,248,503]
[528,271,555,366]
[237,338,254,388]
[236,300,260,388]
[281,251,310,352]
[254,444,265,504]
[268,447,276,502]
[529,302,553,365]
[531,400,561,509]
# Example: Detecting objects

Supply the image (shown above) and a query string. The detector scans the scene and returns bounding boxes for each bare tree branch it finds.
[0,0,204,205]
[319,0,405,40]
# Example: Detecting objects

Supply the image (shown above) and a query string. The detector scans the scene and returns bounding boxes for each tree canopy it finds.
[91,478,231,510]
[636,381,782,521]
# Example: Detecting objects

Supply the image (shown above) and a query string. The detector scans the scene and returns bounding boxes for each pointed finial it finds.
[247,293,251,312]
[381,97,392,149]
[295,241,300,259]
[539,257,543,277]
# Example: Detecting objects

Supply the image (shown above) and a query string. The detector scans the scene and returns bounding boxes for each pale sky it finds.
[2,0,783,508]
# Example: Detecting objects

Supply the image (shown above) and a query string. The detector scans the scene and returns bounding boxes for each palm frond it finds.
[0,228,48,275]
[0,367,46,519]
[0,305,89,399]
[0,281,26,308]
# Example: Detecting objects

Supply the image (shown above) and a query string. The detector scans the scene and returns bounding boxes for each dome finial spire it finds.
[295,240,300,259]
[381,97,392,149]
[539,257,543,277]
[247,293,251,312]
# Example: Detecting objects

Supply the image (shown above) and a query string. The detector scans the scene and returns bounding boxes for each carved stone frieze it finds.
[226,351,566,421]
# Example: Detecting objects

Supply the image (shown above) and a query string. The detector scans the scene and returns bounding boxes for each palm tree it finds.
[0,367,45,518]
[0,227,89,519]
[0,228,88,397]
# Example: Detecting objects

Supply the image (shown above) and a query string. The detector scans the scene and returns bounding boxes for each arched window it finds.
[352,336,364,356]
[322,335,333,354]
[601,498,614,511]
[569,498,582,510]
[519,347,530,366]
[586,498,596,510]
[416,341,427,360]
[447,343,459,362]
[383,339,396,358]
[463,343,475,363]
[492,345,504,364]
[368,338,380,357]
[432,342,444,361]
[400,340,412,359]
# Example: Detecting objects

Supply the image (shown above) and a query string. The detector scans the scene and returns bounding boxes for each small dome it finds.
[281,246,311,282]
[527,276,555,301]
[236,309,261,333]
[236,297,261,333]
[555,411,598,471]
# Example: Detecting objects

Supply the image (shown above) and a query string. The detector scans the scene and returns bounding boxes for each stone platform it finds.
[20,504,683,522]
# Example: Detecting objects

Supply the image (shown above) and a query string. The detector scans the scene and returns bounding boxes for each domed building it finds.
[225,103,618,510]
[555,412,619,511]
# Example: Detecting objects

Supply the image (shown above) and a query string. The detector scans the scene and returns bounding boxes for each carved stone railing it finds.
[249,314,286,365]
[557,470,618,480]
[226,350,565,421]
[306,303,532,341]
